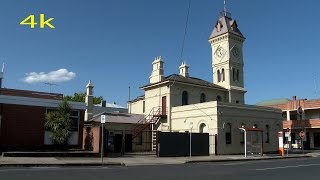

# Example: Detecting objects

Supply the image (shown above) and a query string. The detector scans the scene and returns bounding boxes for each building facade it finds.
[83,81,152,155]
[129,9,283,155]
[0,88,86,152]
[267,96,320,150]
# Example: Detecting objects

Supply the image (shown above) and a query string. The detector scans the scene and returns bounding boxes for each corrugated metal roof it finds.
[141,74,226,90]
[88,112,144,124]
[256,98,290,106]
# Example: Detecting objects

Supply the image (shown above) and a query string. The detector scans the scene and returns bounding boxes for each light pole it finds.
[189,122,193,159]
[239,128,247,158]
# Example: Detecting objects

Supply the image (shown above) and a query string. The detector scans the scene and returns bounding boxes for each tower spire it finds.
[224,0,227,16]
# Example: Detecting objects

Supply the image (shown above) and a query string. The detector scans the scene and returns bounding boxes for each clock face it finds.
[215,46,225,59]
[232,46,240,58]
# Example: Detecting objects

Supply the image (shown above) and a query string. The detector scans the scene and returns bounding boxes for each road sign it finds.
[285,132,290,138]
[299,131,305,138]
[101,115,106,124]
[297,106,303,115]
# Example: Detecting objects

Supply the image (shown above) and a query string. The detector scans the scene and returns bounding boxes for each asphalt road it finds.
[1,157,320,180]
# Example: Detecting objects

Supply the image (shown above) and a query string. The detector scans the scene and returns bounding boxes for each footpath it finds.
[1,151,319,167]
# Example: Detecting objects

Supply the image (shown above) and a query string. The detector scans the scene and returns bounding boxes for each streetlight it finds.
[239,127,247,158]
[189,122,193,159]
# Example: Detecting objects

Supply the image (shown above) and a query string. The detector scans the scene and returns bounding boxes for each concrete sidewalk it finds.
[0,153,316,167]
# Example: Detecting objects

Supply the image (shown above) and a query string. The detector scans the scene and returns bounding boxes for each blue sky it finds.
[0,0,320,106]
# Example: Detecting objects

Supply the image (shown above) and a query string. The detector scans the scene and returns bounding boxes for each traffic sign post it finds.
[299,131,305,154]
[285,128,291,156]
[101,115,106,166]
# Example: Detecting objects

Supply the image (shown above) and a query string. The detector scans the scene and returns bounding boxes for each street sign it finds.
[285,132,290,138]
[297,106,303,115]
[101,115,106,124]
[299,131,305,138]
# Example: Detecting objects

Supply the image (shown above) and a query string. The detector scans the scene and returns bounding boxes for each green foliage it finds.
[64,92,103,104]
[45,100,72,147]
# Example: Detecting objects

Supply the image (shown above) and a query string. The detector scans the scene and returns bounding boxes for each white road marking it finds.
[256,164,320,171]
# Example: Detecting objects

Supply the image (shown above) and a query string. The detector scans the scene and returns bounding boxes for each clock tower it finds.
[209,1,246,104]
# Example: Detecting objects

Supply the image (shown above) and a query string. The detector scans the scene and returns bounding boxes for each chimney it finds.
[85,80,94,121]
[292,96,296,101]
[101,100,106,107]
[149,56,164,83]
[0,63,5,88]
[179,62,189,77]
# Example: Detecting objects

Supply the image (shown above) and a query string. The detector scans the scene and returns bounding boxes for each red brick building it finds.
[261,96,320,150]
[0,88,86,152]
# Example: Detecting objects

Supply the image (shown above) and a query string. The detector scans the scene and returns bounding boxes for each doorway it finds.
[162,96,166,115]
[113,134,122,153]
[125,134,132,152]
[314,132,320,148]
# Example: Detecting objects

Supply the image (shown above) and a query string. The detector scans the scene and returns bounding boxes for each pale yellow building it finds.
[129,10,282,155]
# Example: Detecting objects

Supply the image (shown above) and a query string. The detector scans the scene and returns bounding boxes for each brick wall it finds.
[0,103,85,151]
[0,104,45,150]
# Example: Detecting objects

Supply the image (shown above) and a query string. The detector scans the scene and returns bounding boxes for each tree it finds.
[64,92,103,104]
[45,100,72,148]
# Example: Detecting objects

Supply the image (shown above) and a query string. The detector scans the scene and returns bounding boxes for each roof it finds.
[141,74,226,90]
[128,95,145,103]
[255,98,290,106]
[209,15,244,39]
[88,112,144,124]
[92,105,127,114]
[0,88,63,100]
[0,94,86,110]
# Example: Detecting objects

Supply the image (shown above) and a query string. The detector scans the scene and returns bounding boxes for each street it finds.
[1,157,319,180]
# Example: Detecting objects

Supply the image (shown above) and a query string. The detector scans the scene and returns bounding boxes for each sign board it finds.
[285,132,291,138]
[299,131,305,138]
[101,115,106,124]
[297,106,303,115]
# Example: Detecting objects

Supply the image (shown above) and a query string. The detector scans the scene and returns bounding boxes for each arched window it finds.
[182,91,188,105]
[222,68,225,81]
[265,125,270,143]
[200,93,206,103]
[226,123,231,144]
[240,123,245,144]
[216,95,222,102]
[217,70,221,82]
[199,123,207,133]
[233,68,236,81]
[236,69,239,81]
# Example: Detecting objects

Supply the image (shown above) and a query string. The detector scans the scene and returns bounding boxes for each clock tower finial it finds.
[224,0,227,16]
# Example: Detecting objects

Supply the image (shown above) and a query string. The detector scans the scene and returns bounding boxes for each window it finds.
[265,125,270,143]
[142,101,145,113]
[236,69,239,81]
[233,68,236,81]
[222,69,225,81]
[46,108,79,131]
[182,91,189,105]
[240,123,245,144]
[236,100,239,104]
[200,93,206,103]
[217,70,221,82]
[226,123,231,144]
[199,123,207,133]
[70,110,80,131]
[291,133,296,144]
[216,95,222,102]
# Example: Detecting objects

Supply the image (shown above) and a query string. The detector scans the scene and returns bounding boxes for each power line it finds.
[170,0,192,87]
